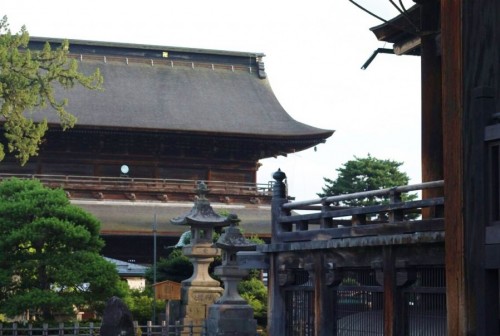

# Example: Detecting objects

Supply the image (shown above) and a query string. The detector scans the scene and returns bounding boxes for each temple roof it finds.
[29,38,333,144]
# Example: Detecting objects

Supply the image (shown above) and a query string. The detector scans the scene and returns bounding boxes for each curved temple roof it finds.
[31,38,333,142]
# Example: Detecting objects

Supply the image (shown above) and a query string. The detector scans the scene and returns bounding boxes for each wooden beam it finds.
[394,36,421,55]
[278,219,444,243]
[420,0,444,219]
[441,0,465,333]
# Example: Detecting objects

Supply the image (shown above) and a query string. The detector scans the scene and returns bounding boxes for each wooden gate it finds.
[284,269,315,336]
[334,268,383,335]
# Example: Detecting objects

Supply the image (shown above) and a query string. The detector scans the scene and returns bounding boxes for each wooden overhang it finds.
[27,38,334,158]
[369,4,422,56]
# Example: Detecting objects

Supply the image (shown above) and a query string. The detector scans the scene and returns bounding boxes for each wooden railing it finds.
[0,174,273,202]
[273,180,444,243]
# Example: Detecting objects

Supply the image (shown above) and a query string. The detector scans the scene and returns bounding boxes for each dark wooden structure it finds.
[242,171,446,335]
[373,1,500,334]
[239,1,500,335]
[0,38,332,263]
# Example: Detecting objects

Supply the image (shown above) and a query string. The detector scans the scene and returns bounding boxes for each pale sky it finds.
[3,0,421,201]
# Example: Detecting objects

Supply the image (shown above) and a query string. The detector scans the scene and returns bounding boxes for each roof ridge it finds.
[69,53,258,74]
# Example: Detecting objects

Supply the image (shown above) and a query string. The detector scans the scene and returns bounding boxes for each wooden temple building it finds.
[236,1,500,335]
[0,38,332,264]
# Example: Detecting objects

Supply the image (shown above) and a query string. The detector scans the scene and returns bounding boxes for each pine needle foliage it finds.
[318,154,417,207]
[0,178,122,321]
[0,16,103,165]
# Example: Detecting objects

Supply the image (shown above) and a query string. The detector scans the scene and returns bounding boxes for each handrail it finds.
[273,180,445,244]
[283,180,444,209]
[0,173,273,195]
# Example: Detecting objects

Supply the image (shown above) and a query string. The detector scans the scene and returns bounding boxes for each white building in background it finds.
[104,257,148,290]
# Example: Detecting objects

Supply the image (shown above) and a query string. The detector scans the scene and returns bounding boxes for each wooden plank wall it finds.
[442,0,500,334]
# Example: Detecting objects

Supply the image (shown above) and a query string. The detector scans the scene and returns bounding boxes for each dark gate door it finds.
[284,269,314,336]
[334,268,384,335]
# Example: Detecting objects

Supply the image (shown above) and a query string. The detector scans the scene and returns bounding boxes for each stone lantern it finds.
[206,214,258,335]
[171,181,230,328]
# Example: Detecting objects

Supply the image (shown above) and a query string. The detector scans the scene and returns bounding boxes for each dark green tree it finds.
[318,154,417,207]
[146,248,193,284]
[121,287,165,324]
[238,235,268,327]
[0,16,103,165]
[238,277,268,327]
[0,178,123,321]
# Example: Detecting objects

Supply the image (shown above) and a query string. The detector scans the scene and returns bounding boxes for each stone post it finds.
[206,214,258,335]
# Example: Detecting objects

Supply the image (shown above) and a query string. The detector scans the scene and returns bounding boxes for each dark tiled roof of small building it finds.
[30,38,333,143]
[104,257,148,276]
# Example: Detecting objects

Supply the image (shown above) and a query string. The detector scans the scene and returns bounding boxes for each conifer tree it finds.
[0,178,122,321]
[0,16,103,165]
[318,154,416,207]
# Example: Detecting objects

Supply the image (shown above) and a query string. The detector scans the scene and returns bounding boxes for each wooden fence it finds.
[0,321,206,336]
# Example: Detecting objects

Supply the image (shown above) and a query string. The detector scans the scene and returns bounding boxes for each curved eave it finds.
[44,124,333,159]
[46,121,334,142]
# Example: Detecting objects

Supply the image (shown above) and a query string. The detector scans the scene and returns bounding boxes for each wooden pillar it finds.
[382,246,403,336]
[314,255,334,336]
[441,0,465,333]
[420,0,443,219]
[442,0,500,334]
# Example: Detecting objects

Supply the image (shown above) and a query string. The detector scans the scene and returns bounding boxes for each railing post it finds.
[133,321,139,336]
[296,219,309,231]
[269,169,288,336]
[59,322,64,336]
[0,323,3,336]
[160,321,167,336]
[320,201,334,229]
[146,321,152,336]
[175,321,181,336]
[28,324,33,336]
[12,323,17,336]
[74,322,79,336]
[89,322,94,336]
[272,169,289,242]
[351,214,366,226]
[389,190,404,223]
[42,323,48,336]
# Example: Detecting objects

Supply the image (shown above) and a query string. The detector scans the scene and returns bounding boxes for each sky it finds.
[3,0,421,201]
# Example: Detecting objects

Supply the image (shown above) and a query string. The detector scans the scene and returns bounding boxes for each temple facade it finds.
[0,38,332,263]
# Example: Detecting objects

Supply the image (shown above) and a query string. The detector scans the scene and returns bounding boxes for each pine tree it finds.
[0,178,122,321]
[0,16,103,165]
[318,154,416,207]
